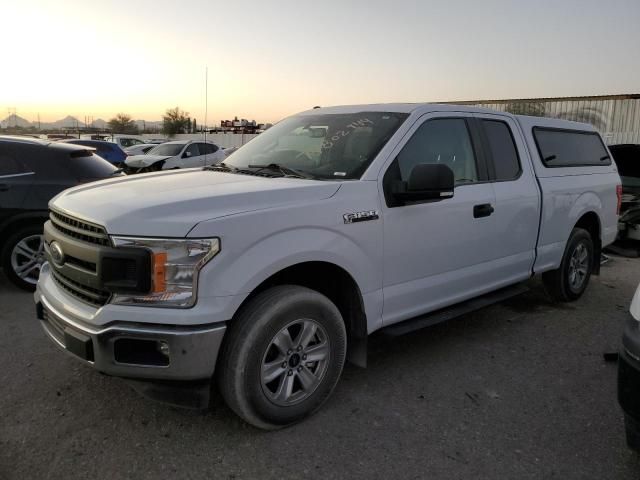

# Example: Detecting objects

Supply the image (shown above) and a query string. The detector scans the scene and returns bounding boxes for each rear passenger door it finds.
[474,114,540,283]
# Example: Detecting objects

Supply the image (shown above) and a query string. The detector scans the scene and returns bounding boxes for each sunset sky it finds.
[1,0,639,125]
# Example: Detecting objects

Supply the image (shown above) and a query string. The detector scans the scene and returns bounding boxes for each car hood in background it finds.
[50,169,342,237]
[125,154,172,168]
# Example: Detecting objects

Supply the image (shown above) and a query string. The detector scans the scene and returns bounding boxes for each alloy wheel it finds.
[10,234,45,285]
[568,242,589,291]
[260,319,330,406]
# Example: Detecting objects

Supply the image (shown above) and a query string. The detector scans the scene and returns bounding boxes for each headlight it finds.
[110,236,220,308]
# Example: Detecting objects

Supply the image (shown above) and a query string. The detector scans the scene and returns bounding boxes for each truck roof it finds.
[300,103,597,132]
[299,103,498,115]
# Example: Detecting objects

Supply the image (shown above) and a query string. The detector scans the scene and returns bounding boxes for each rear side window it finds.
[202,143,219,154]
[482,120,521,180]
[41,145,118,179]
[533,128,611,167]
[65,151,118,178]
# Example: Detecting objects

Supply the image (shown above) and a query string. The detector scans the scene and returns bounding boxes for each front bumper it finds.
[35,285,227,382]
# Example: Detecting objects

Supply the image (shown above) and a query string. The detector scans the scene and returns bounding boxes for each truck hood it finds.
[50,169,342,237]
[125,154,171,168]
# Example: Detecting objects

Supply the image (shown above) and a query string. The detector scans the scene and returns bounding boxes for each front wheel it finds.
[217,285,347,429]
[542,227,594,302]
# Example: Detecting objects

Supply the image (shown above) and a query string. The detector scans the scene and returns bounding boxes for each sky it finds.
[1,0,639,124]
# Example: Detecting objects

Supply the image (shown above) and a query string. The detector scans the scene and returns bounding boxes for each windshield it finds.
[147,143,185,156]
[224,112,408,179]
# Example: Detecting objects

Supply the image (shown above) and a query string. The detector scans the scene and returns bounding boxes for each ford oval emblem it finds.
[50,241,65,266]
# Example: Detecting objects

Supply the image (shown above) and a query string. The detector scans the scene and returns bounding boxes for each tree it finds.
[162,107,191,137]
[107,113,138,134]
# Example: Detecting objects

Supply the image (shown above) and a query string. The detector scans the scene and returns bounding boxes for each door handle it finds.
[473,203,494,218]
[0,184,9,192]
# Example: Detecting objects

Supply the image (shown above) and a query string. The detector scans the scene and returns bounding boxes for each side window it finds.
[533,128,611,167]
[184,144,201,157]
[396,118,478,184]
[203,143,219,154]
[0,145,28,176]
[482,120,521,181]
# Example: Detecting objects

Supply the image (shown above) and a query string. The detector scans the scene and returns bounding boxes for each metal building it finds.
[452,94,640,145]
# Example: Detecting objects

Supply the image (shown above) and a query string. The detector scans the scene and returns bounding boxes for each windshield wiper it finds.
[247,163,313,179]
[204,162,237,172]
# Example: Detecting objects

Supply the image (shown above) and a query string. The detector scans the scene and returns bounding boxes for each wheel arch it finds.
[233,261,368,368]
[0,212,48,252]
[573,211,602,275]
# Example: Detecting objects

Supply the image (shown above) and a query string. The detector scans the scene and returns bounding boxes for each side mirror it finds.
[183,151,192,158]
[393,163,454,202]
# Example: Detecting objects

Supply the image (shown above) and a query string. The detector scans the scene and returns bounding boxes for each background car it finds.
[60,139,128,166]
[610,144,640,208]
[125,140,227,172]
[610,144,640,241]
[108,135,147,149]
[123,143,157,156]
[0,136,121,290]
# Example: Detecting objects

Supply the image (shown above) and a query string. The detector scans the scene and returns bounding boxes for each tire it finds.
[542,227,594,302]
[625,415,640,452]
[217,285,347,429]
[1,224,46,291]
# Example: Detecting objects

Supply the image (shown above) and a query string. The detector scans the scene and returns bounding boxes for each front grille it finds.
[65,254,97,272]
[50,210,110,246]
[52,269,111,307]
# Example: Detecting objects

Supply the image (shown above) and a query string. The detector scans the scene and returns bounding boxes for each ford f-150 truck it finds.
[35,104,621,429]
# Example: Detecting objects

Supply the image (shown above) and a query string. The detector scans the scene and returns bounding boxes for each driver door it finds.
[381,113,499,325]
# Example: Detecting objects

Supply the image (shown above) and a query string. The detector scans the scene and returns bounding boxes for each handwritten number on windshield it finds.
[321,118,374,150]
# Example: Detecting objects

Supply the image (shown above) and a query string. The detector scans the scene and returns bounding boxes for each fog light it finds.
[157,341,170,358]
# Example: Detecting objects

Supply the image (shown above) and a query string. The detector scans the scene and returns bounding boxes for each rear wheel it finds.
[1,224,46,291]
[217,285,347,429]
[542,227,594,302]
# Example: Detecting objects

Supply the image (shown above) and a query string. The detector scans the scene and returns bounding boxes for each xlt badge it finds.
[343,210,379,224]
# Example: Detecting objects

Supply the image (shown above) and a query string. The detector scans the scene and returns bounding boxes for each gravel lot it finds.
[1,256,640,480]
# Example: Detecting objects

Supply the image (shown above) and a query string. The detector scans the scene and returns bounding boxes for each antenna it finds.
[204,65,208,165]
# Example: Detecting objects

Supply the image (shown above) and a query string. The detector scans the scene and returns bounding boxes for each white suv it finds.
[125,140,227,172]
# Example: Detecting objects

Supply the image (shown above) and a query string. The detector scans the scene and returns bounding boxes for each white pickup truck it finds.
[35,104,621,429]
